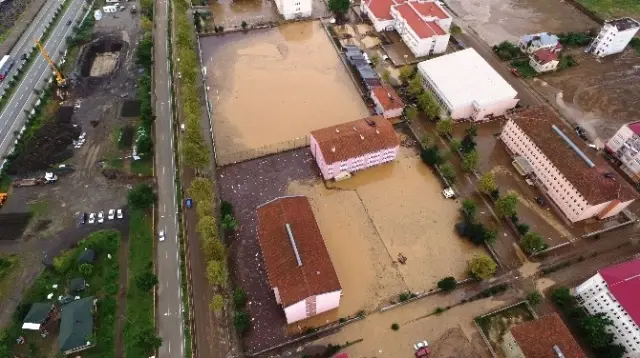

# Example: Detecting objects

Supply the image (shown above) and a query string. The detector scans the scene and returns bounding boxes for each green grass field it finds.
[578,0,640,18]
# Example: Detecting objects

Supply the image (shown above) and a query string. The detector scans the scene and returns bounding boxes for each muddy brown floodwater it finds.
[200,21,370,165]
[446,0,597,45]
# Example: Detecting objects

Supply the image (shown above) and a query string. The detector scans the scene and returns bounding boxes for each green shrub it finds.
[234,311,251,333]
[391,323,400,331]
[437,277,457,292]
[233,288,247,309]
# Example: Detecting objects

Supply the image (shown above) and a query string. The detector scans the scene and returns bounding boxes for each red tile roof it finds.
[395,3,445,38]
[371,84,405,113]
[365,0,397,20]
[628,121,640,136]
[310,116,400,165]
[411,1,449,19]
[256,196,341,308]
[508,107,639,204]
[510,314,585,358]
[600,259,640,326]
[533,48,558,64]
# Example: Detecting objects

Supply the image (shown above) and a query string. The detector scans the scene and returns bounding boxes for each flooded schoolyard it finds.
[445,0,597,45]
[200,21,370,165]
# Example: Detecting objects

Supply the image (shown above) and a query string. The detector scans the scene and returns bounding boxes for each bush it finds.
[558,54,577,70]
[241,20,248,29]
[436,118,453,137]
[437,276,457,292]
[79,263,93,277]
[469,255,497,280]
[516,223,530,235]
[233,288,247,309]
[521,231,548,255]
[127,184,156,210]
[135,269,159,292]
[493,41,521,60]
[206,260,228,288]
[526,290,543,305]
[461,150,479,172]
[551,287,574,308]
[209,295,224,313]
[221,214,238,231]
[420,146,443,166]
[391,323,400,331]
[558,32,592,46]
[399,292,413,302]
[440,162,456,184]
[495,191,518,218]
[234,311,251,333]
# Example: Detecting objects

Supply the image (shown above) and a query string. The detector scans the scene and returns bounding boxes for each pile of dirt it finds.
[0,213,33,240]
[5,106,80,175]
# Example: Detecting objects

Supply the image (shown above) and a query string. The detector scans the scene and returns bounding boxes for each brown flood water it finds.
[200,21,370,163]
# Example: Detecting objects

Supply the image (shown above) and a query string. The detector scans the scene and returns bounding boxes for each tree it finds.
[135,269,159,292]
[595,344,626,358]
[210,294,224,314]
[370,53,381,67]
[241,20,248,30]
[551,287,574,308]
[405,105,418,122]
[137,135,153,155]
[483,227,497,244]
[526,290,543,305]
[495,191,518,218]
[182,139,210,169]
[581,313,615,348]
[461,199,476,221]
[450,24,462,35]
[79,263,93,277]
[436,118,453,137]
[234,311,251,333]
[139,0,153,17]
[461,150,480,172]
[140,17,153,34]
[197,216,217,239]
[460,134,476,154]
[399,65,413,84]
[465,125,478,138]
[417,91,440,119]
[53,249,75,274]
[407,74,424,98]
[468,255,497,279]
[520,231,546,255]
[133,327,162,354]
[188,177,214,202]
[477,172,497,195]
[233,288,247,309]
[127,184,156,210]
[420,146,443,166]
[327,0,350,14]
[221,214,238,231]
[206,260,228,288]
[381,69,391,84]
[437,276,457,292]
[516,223,530,236]
[202,236,226,261]
[450,138,461,152]
[439,162,456,184]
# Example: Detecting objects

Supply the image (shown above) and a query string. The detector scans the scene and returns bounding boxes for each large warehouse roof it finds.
[417,48,517,109]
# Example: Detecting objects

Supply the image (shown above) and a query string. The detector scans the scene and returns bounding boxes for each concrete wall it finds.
[315,290,341,314]
[284,299,307,324]
[529,57,558,73]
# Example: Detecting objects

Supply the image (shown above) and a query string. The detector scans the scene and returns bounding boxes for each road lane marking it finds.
[166,251,168,259]
[162,166,165,174]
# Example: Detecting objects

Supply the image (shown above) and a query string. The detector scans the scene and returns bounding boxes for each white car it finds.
[108,209,115,220]
[158,230,165,242]
[442,187,455,199]
[414,341,429,350]
[88,213,96,224]
[116,209,123,219]
[97,211,104,223]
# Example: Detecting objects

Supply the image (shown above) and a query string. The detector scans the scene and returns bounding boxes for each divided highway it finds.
[0,0,87,163]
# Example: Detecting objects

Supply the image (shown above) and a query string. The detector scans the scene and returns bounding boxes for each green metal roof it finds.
[58,296,94,352]
[23,303,52,324]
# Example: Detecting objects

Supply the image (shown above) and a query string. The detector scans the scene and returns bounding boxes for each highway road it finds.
[0,0,87,165]
[153,0,185,356]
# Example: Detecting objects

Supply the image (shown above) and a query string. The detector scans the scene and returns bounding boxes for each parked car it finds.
[66,20,72,26]
[97,211,104,223]
[535,196,545,206]
[574,125,588,141]
[108,209,115,220]
[117,209,123,219]
[414,341,429,351]
[88,213,96,224]
[158,230,165,242]
[78,212,87,225]
[442,187,455,199]
[185,197,193,208]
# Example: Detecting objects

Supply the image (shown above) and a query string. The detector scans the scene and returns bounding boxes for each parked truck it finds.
[13,173,58,188]
[0,55,15,82]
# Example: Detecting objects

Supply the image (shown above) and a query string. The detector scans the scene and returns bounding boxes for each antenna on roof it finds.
[285,224,302,267]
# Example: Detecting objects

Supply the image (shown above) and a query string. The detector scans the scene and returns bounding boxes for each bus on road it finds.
[0,55,15,82]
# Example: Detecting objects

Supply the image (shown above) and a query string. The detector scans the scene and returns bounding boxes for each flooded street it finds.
[200,21,370,164]
[445,0,597,45]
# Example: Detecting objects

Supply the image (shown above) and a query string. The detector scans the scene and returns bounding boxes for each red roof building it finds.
[370,84,405,119]
[529,48,560,73]
[256,196,342,324]
[502,314,585,358]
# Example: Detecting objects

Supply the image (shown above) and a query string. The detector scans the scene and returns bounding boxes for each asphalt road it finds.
[0,0,87,164]
[153,0,185,356]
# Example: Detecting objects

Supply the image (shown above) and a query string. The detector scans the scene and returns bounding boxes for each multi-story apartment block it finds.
[606,121,640,183]
[417,48,519,121]
[574,259,640,357]
[274,0,312,20]
[586,18,640,57]
[500,107,638,223]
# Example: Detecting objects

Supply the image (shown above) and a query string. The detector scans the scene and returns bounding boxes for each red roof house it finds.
[370,84,405,119]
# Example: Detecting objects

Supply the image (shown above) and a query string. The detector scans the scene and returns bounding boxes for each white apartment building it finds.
[274,0,312,20]
[606,121,640,183]
[360,0,451,57]
[574,259,640,357]
[587,17,640,57]
[529,48,559,73]
[500,107,639,223]
[417,48,519,121]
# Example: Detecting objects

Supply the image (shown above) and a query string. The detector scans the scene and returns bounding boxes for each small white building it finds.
[519,32,561,54]
[361,0,451,57]
[574,259,640,357]
[606,121,640,183]
[587,18,640,57]
[274,0,312,20]
[370,84,405,119]
[417,48,519,121]
[256,196,341,324]
[500,107,639,223]
[529,48,559,73]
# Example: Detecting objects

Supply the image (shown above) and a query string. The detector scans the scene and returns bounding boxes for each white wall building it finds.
[519,32,561,54]
[587,17,640,57]
[574,259,640,357]
[606,121,640,183]
[529,48,559,73]
[417,48,519,121]
[274,0,312,20]
[360,0,451,57]
[500,107,639,223]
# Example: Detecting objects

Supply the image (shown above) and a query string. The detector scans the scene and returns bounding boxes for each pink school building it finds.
[310,116,400,180]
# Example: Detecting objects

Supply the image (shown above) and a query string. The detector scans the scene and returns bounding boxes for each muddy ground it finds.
[530,48,640,147]
[0,0,39,45]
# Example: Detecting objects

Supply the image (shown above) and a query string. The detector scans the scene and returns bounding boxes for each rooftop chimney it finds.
[353,126,358,132]
[376,129,380,134]
[360,134,365,140]
[335,127,340,133]
[331,146,336,152]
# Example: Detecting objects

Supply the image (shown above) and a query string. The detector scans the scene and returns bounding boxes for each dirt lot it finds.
[200,21,370,165]
[530,49,640,146]
[475,301,535,357]
[445,0,598,45]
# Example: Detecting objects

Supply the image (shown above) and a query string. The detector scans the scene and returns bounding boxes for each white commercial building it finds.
[361,0,451,57]
[274,0,312,20]
[500,107,638,223]
[587,17,640,57]
[606,121,640,183]
[574,259,640,357]
[417,48,519,121]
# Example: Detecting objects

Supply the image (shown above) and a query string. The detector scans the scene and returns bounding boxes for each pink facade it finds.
[501,120,634,223]
[310,134,399,180]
